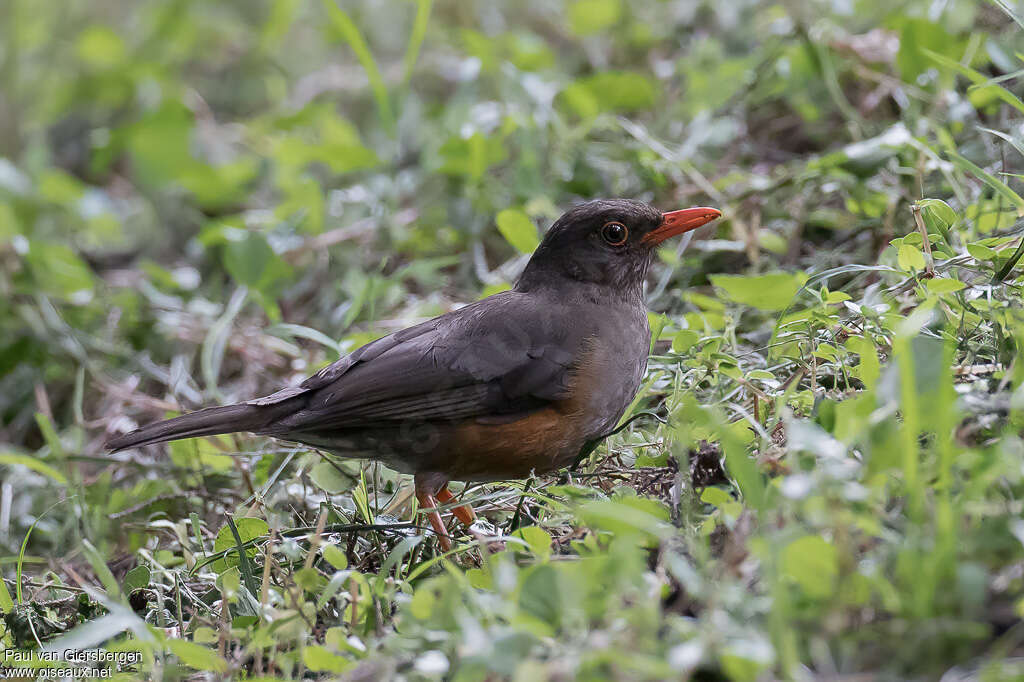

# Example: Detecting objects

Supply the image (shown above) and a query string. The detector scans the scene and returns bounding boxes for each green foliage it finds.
[710,272,809,312]
[495,208,540,254]
[3,0,1024,679]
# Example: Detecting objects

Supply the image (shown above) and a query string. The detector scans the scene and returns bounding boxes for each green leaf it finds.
[213,518,268,554]
[672,329,700,353]
[212,517,268,573]
[0,201,19,241]
[718,421,765,510]
[916,199,958,233]
[897,244,926,271]
[495,209,540,253]
[222,231,294,299]
[568,0,621,35]
[781,535,838,599]
[924,278,966,294]
[321,0,394,133]
[303,645,352,673]
[577,497,673,541]
[437,133,507,180]
[310,460,355,494]
[560,71,658,119]
[168,639,228,673]
[321,543,348,570]
[946,151,1024,216]
[381,535,424,573]
[845,336,879,390]
[24,241,96,302]
[0,450,67,485]
[169,435,234,473]
[898,21,957,80]
[81,538,122,599]
[518,564,564,627]
[124,565,151,591]
[720,638,775,682]
[924,48,1024,115]
[75,25,127,69]
[967,243,997,260]
[709,272,808,311]
[510,526,552,561]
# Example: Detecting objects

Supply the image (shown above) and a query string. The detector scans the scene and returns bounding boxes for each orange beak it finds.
[642,207,722,245]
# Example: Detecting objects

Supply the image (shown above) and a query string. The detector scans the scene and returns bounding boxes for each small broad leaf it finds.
[495,209,540,253]
[781,535,838,599]
[24,240,95,302]
[845,336,880,390]
[0,450,68,484]
[672,330,700,353]
[710,272,808,311]
[212,517,269,573]
[303,645,352,673]
[168,639,228,673]
[916,199,957,233]
[577,497,673,541]
[518,564,564,627]
[222,231,294,299]
[897,244,925,271]
[924,278,966,294]
[124,565,151,591]
[321,543,348,570]
[967,243,996,260]
[310,460,355,494]
[511,526,552,561]
[560,72,659,119]
[438,133,507,179]
[568,0,621,35]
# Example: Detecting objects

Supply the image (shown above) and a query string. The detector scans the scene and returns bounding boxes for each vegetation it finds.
[2,0,1024,679]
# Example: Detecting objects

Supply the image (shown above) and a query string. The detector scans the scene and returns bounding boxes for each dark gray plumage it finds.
[107,199,721,525]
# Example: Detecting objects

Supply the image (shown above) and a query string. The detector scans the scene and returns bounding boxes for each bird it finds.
[107,199,722,550]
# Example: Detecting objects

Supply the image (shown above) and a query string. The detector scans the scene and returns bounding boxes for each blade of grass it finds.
[0,451,68,485]
[16,499,69,604]
[978,126,1024,159]
[0,570,12,612]
[946,151,1024,217]
[201,286,248,401]
[992,232,1024,284]
[988,0,1024,29]
[226,515,260,603]
[322,0,395,134]
[924,48,1024,115]
[401,0,431,86]
[81,538,123,600]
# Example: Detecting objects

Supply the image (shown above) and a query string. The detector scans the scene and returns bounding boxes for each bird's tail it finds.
[106,402,286,452]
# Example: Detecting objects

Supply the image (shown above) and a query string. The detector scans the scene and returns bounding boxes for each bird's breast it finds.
[436,311,650,482]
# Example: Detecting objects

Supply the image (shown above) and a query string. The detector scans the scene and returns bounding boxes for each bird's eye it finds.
[601,221,628,246]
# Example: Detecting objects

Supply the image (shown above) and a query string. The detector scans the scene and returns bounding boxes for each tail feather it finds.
[106,403,285,452]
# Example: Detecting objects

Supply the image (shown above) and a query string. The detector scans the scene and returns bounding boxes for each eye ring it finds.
[601,221,629,246]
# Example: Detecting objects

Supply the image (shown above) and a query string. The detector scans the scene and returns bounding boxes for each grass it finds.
[1,0,1024,679]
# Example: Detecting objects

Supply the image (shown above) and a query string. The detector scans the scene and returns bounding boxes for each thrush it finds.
[107,199,722,550]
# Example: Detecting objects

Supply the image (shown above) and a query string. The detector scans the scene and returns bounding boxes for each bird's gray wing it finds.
[250,291,588,433]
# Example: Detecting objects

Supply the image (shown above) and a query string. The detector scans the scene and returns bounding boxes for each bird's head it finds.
[515,199,722,299]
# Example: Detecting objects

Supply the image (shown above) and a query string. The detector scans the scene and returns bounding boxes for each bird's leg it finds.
[414,474,453,552]
[436,484,476,526]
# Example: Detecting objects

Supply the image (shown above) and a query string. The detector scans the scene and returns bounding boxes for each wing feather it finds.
[257,292,590,434]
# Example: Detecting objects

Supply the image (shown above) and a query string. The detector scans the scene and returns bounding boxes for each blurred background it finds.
[0,0,1017,444]
[2,0,1024,678]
